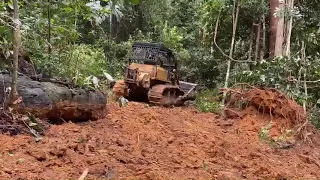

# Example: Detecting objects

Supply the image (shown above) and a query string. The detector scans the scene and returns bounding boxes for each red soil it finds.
[0,102,320,180]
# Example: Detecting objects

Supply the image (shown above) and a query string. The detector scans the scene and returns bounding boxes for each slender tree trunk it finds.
[222,0,240,105]
[248,22,254,70]
[254,21,261,62]
[110,14,112,39]
[10,0,21,102]
[47,0,51,55]
[274,0,284,56]
[301,41,307,113]
[260,15,266,60]
[47,0,51,76]
[110,2,115,39]
[248,23,254,60]
[284,0,294,57]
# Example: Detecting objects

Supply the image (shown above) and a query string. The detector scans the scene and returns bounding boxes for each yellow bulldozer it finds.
[112,42,197,106]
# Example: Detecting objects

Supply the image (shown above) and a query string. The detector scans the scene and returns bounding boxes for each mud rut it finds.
[0,100,320,179]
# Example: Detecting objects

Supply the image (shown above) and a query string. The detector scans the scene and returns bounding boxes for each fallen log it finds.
[0,73,107,123]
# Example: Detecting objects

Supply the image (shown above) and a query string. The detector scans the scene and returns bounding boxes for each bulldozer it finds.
[112,42,197,106]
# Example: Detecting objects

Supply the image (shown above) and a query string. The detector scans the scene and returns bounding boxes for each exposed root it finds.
[295,121,320,144]
[221,85,306,125]
[220,84,309,141]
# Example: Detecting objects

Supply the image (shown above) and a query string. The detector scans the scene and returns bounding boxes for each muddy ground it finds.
[0,102,320,180]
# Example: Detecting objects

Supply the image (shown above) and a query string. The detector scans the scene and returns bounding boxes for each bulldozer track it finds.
[112,80,127,98]
[148,84,184,106]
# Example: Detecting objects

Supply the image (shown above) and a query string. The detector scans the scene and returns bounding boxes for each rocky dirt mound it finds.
[0,102,320,179]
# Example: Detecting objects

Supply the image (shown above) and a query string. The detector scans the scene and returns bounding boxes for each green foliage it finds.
[241,0,269,20]
[1,0,320,130]
[61,44,106,82]
[159,21,190,63]
[0,1,13,62]
[259,122,275,145]
[232,55,320,104]
[100,39,131,79]
[30,43,108,88]
[231,54,320,128]
[199,0,225,44]
[309,103,320,129]
[259,122,295,148]
[180,47,221,87]
[195,89,222,114]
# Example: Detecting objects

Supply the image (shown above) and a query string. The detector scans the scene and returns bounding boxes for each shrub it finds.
[195,89,222,114]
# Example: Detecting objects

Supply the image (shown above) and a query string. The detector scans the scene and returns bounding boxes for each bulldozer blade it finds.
[178,81,198,97]
[171,81,198,106]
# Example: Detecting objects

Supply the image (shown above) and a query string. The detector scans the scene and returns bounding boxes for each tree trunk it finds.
[269,0,278,57]
[47,0,51,55]
[284,0,294,57]
[110,14,113,39]
[1,73,107,122]
[260,15,266,60]
[222,0,240,105]
[110,1,115,39]
[248,22,254,60]
[301,41,307,113]
[47,0,52,76]
[248,22,254,70]
[274,0,284,56]
[254,21,261,62]
[9,0,21,103]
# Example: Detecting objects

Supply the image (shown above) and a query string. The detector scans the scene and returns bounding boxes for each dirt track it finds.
[0,102,320,179]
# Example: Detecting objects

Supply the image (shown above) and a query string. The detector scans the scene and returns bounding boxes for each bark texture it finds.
[0,73,107,123]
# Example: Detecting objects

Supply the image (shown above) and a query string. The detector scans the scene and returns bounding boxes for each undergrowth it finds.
[259,122,276,146]
[309,106,320,128]
[195,89,222,114]
[259,122,295,148]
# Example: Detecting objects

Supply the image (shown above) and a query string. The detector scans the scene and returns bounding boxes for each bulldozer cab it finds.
[129,42,177,72]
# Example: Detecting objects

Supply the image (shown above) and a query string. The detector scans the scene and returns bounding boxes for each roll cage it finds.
[128,42,177,72]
